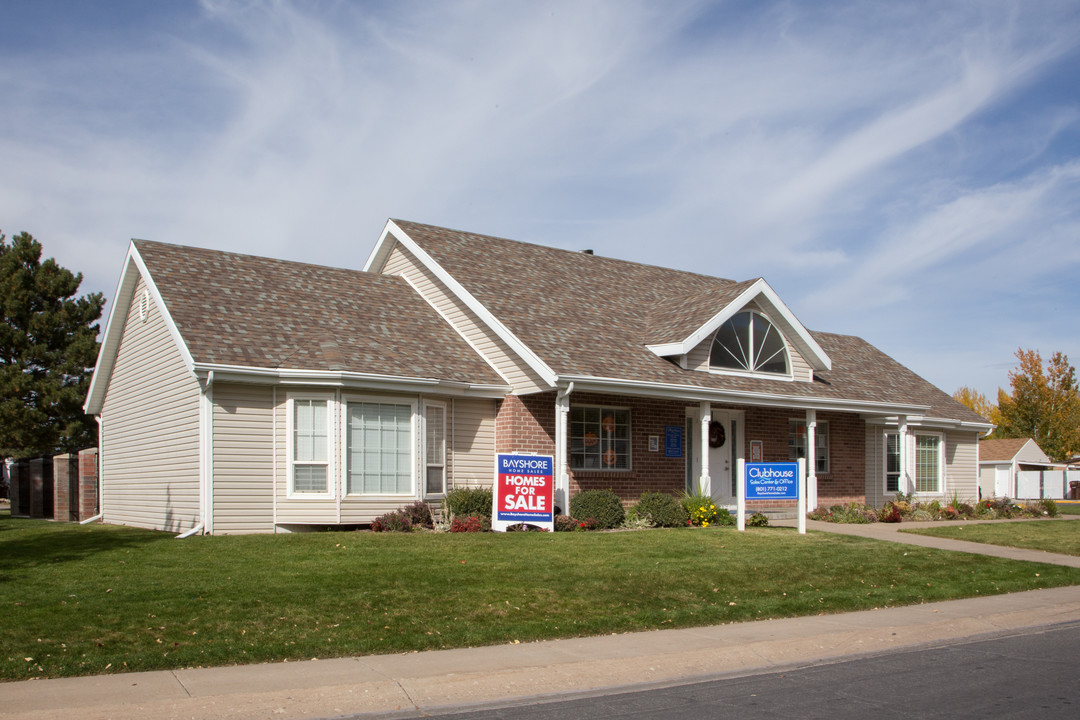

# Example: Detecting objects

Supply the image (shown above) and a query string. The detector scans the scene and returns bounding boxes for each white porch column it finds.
[698,401,711,496]
[898,414,910,496]
[555,384,573,514]
[805,409,818,511]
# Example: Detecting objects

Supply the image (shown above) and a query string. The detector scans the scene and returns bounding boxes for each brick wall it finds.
[78,448,99,521]
[495,392,869,509]
[741,406,866,506]
[53,454,78,522]
[496,391,692,507]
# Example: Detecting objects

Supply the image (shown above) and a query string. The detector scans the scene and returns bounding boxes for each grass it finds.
[2,511,1079,682]
[903,519,1080,556]
[1056,502,1080,516]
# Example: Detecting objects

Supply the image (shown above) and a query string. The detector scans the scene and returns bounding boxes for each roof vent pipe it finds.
[580,249,594,255]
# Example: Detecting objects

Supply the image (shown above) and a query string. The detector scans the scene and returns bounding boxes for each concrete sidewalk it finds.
[2,521,1079,720]
[773,516,1080,568]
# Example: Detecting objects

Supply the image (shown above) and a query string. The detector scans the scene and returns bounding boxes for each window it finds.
[290,398,330,495]
[570,406,630,470]
[345,401,413,495]
[789,420,828,474]
[424,403,446,495]
[710,311,789,375]
[885,432,901,493]
[915,434,942,493]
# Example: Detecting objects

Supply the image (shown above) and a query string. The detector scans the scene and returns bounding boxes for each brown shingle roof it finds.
[978,438,1035,463]
[394,220,987,423]
[133,240,503,386]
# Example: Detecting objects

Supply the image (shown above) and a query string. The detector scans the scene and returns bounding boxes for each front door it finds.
[709,410,740,506]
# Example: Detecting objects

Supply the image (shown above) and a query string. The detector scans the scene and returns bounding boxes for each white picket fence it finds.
[1015,469,1080,500]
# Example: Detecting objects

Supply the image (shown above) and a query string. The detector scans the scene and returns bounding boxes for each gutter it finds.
[176,524,203,539]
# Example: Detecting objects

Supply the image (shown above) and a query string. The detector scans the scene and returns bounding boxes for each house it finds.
[84,220,992,534]
[978,437,1074,500]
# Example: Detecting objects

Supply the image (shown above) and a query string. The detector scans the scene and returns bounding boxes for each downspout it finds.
[81,416,105,524]
[555,382,574,513]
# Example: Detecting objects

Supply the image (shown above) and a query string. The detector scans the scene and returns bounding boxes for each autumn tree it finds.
[0,231,104,459]
[952,386,999,424]
[995,349,1080,462]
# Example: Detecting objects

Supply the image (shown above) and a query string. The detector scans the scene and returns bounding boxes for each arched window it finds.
[709,311,790,375]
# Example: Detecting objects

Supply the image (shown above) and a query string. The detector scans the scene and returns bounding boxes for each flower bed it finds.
[807,495,1060,524]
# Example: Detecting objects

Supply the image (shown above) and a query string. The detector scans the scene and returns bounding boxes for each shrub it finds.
[942,505,960,520]
[879,503,902,523]
[446,487,493,520]
[449,515,488,533]
[570,489,625,529]
[576,517,598,531]
[1038,498,1060,517]
[714,508,734,526]
[808,506,832,521]
[401,501,434,529]
[633,492,688,528]
[956,502,975,518]
[925,500,942,517]
[911,509,933,522]
[371,510,413,532]
[747,512,769,527]
[683,493,722,526]
[554,514,577,532]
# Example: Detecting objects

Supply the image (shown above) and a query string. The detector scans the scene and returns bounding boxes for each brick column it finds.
[53,453,79,522]
[77,448,99,521]
[9,462,24,517]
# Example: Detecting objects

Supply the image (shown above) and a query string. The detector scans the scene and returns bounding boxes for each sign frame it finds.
[492,452,555,532]
[737,458,806,534]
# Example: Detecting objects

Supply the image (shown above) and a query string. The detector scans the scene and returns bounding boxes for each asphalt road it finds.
[411,621,1080,720]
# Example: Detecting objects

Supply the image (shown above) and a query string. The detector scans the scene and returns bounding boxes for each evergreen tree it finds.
[995,349,1080,462]
[0,231,104,458]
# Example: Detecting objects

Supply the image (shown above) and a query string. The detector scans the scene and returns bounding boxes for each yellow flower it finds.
[702,521,709,527]
[699,506,705,512]
[710,504,715,509]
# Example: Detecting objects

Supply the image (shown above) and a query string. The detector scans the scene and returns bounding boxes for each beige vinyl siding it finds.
[100,277,201,532]
[864,425,886,508]
[212,383,275,533]
[274,387,339,526]
[945,430,979,504]
[383,244,547,393]
[449,397,496,488]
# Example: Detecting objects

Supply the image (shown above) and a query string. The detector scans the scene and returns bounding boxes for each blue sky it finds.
[3,0,1079,400]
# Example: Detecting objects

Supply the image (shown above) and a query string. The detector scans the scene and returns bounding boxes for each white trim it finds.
[558,374,929,415]
[422,400,447,498]
[340,393,419,498]
[285,392,336,500]
[913,431,945,495]
[368,220,558,388]
[192,362,510,397]
[646,278,832,372]
[199,371,214,535]
[85,242,197,414]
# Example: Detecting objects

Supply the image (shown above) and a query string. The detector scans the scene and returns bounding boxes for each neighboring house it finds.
[978,437,1072,500]
[85,220,992,534]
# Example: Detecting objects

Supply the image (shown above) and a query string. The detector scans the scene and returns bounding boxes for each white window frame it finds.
[914,432,944,495]
[789,419,829,474]
[341,394,418,498]
[423,400,447,497]
[708,310,793,380]
[883,431,901,495]
[569,404,632,472]
[286,393,335,499]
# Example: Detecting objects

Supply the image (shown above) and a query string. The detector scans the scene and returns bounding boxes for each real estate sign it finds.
[492,453,555,532]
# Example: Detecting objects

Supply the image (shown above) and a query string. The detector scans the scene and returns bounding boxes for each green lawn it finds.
[2,512,1078,682]
[1056,502,1080,516]
[902,518,1080,556]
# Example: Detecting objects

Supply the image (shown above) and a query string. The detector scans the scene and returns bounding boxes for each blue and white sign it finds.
[744,462,799,500]
[664,426,683,458]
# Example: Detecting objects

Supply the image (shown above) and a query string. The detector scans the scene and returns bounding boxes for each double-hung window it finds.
[570,406,630,470]
[289,397,332,496]
[915,434,943,494]
[345,400,414,495]
[424,402,446,495]
[788,420,828,473]
[885,432,901,493]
